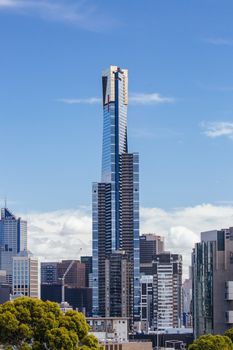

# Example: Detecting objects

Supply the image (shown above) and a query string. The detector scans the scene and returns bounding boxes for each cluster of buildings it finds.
[1,66,233,349]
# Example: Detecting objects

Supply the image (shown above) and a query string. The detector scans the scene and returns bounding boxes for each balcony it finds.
[226,311,233,324]
[225,281,233,301]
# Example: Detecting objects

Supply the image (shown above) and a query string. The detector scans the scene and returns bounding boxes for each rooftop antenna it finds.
[4,196,7,209]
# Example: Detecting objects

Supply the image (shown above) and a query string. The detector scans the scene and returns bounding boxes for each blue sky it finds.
[1,0,233,214]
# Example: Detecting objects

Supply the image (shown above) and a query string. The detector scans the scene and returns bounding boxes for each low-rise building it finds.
[87,317,152,350]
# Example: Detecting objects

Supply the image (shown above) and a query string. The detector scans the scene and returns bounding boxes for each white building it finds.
[13,250,39,298]
[153,252,182,330]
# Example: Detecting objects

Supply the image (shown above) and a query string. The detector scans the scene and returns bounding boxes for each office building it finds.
[41,260,86,287]
[81,256,93,287]
[92,66,140,322]
[140,234,164,274]
[140,275,153,332]
[41,262,58,284]
[0,208,27,283]
[41,284,92,316]
[182,267,192,328]
[153,252,182,330]
[0,270,10,303]
[57,260,86,288]
[192,227,233,337]
[12,250,39,298]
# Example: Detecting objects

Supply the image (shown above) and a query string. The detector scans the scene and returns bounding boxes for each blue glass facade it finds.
[92,66,140,321]
[0,208,27,284]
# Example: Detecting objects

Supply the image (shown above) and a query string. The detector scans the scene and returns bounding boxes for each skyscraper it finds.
[0,208,27,283]
[153,252,182,330]
[192,228,233,337]
[92,66,140,322]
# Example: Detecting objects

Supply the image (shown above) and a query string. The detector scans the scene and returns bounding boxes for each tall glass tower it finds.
[0,208,27,284]
[92,66,140,323]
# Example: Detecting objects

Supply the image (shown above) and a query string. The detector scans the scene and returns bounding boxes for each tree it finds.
[0,297,102,350]
[189,334,233,350]
[225,328,233,343]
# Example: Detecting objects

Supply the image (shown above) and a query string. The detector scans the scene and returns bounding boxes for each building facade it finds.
[81,256,93,287]
[41,262,59,284]
[0,208,27,283]
[140,275,153,332]
[182,267,192,328]
[13,250,39,298]
[192,228,233,338]
[92,66,140,322]
[105,250,130,318]
[140,234,164,275]
[153,252,182,330]
[41,260,86,288]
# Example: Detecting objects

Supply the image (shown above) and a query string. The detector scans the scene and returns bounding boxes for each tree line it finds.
[189,330,233,350]
[0,297,102,350]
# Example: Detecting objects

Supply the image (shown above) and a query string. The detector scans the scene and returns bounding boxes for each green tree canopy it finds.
[189,334,233,350]
[0,297,102,350]
[225,328,233,343]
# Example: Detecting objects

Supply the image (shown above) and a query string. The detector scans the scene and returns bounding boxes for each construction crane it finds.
[61,260,75,303]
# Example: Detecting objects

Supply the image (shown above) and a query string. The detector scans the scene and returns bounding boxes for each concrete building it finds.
[0,208,27,284]
[57,260,86,288]
[192,227,233,337]
[12,250,39,298]
[86,317,152,350]
[41,260,86,288]
[92,66,140,323]
[153,252,182,330]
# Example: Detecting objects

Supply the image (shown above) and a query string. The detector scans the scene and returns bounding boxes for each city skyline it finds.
[1,1,233,276]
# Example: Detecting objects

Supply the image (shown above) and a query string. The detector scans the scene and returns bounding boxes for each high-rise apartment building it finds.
[153,252,182,330]
[192,228,233,338]
[0,208,27,283]
[105,250,130,318]
[13,250,39,298]
[92,66,140,322]
[140,234,164,275]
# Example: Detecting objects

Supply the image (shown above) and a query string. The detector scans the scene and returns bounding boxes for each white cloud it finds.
[57,97,101,105]
[0,0,114,30]
[23,203,233,278]
[129,92,175,105]
[201,121,233,139]
[204,37,233,46]
[141,204,233,277]
[58,92,175,106]
[25,208,92,261]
